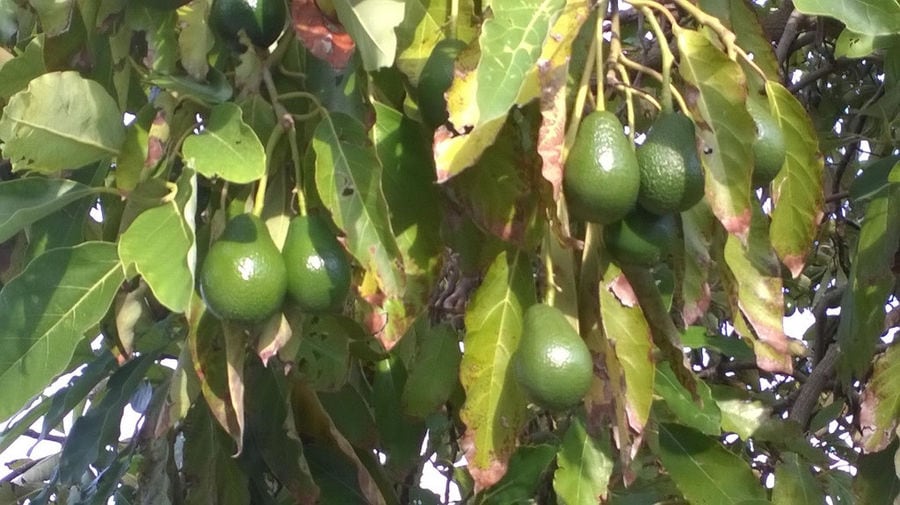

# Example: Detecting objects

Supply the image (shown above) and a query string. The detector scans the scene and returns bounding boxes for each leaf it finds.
[709,384,769,440]
[394,0,477,84]
[177,0,214,80]
[0,71,126,173]
[0,36,46,99]
[435,0,565,181]
[766,81,825,277]
[332,0,404,71]
[654,363,721,436]
[190,312,242,453]
[29,0,73,36]
[655,423,767,505]
[553,415,615,505]
[793,0,900,36]
[118,201,194,313]
[401,323,462,417]
[183,402,251,505]
[680,204,714,325]
[0,177,97,243]
[853,439,900,503]
[0,242,124,422]
[373,356,425,476]
[727,0,780,80]
[182,102,265,183]
[459,248,535,489]
[599,264,655,432]
[680,326,755,361]
[677,29,753,238]
[772,453,826,505]
[836,161,900,378]
[480,444,557,504]
[39,351,117,443]
[858,343,900,452]
[290,0,356,71]
[723,203,795,374]
[294,314,352,391]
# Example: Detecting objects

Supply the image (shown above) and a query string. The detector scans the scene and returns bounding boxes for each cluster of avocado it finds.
[148,0,287,49]
[199,213,352,324]
[565,99,786,267]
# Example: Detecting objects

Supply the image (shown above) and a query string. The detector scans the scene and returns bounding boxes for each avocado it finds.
[282,214,352,313]
[604,207,677,266]
[199,214,287,323]
[210,0,287,48]
[145,0,191,10]
[746,98,786,187]
[514,304,593,411]
[418,39,467,128]
[636,113,704,214]
[564,111,641,224]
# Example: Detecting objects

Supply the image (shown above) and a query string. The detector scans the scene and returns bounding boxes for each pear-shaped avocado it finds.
[564,111,641,224]
[418,39,467,128]
[199,214,287,323]
[210,0,287,48]
[604,207,677,266]
[514,304,593,411]
[746,98,786,187]
[636,113,704,214]
[282,214,352,313]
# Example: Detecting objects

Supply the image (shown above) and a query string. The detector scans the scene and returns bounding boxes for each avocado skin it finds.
[564,111,640,224]
[636,113,704,215]
[604,207,677,266]
[282,215,352,313]
[418,39,467,128]
[199,214,287,323]
[210,0,287,48]
[514,304,593,411]
[746,98,787,187]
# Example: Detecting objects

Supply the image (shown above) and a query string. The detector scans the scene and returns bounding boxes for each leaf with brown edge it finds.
[600,262,655,433]
[291,0,355,71]
[677,29,754,239]
[681,204,715,326]
[858,343,900,453]
[256,313,292,367]
[537,0,590,201]
[459,248,535,490]
[766,81,825,278]
[721,203,798,374]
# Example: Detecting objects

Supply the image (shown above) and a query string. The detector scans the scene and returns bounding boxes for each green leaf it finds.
[859,342,900,452]
[766,81,825,277]
[680,326,754,361]
[836,162,900,378]
[793,0,900,36]
[599,262,655,431]
[0,71,126,173]
[118,201,194,313]
[435,0,565,181]
[677,29,754,238]
[29,0,73,36]
[0,242,124,422]
[39,351,117,442]
[459,248,535,489]
[373,356,425,476]
[849,155,900,204]
[480,444,557,504]
[723,203,795,374]
[853,439,900,503]
[553,415,615,505]
[0,36,46,99]
[655,423,767,505]
[183,402,251,505]
[147,67,233,104]
[772,453,825,505]
[394,0,477,84]
[312,112,405,297]
[654,363,721,436]
[333,0,404,71]
[182,102,265,183]
[177,0,213,80]
[319,385,378,449]
[709,384,769,440]
[0,178,97,243]
[401,323,462,417]
[295,314,352,391]
[680,204,715,325]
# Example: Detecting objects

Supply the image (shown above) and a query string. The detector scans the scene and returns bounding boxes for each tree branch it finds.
[789,344,840,430]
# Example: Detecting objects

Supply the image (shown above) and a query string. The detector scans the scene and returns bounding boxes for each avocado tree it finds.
[0,0,898,503]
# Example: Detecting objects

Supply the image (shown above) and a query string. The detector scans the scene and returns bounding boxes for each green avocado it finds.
[564,111,641,224]
[604,207,677,266]
[746,98,787,187]
[636,113,704,214]
[210,0,287,48]
[514,304,593,411]
[418,39,467,128]
[145,0,191,10]
[199,214,287,323]
[282,214,352,313]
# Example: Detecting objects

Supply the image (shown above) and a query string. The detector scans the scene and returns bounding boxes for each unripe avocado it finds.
[199,214,287,323]
[746,98,786,187]
[210,0,287,48]
[604,207,676,266]
[564,111,641,224]
[636,113,704,214]
[282,214,352,313]
[418,39,466,128]
[514,304,593,411]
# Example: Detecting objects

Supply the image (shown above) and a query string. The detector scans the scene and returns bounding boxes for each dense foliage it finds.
[0,0,898,503]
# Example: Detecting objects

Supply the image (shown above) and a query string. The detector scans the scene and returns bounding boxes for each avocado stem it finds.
[639,6,674,114]
[594,0,608,112]
[564,32,597,154]
[609,3,636,143]
[252,117,288,217]
[449,0,459,40]
[288,124,308,217]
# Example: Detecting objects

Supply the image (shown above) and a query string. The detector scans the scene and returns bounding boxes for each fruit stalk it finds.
[608,2,636,143]
[594,0,609,112]
[639,6,674,113]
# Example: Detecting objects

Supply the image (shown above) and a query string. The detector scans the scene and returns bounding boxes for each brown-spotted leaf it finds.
[681,204,715,326]
[677,29,753,239]
[767,81,825,278]
[858,343,900,453]
[291,0,355,71]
